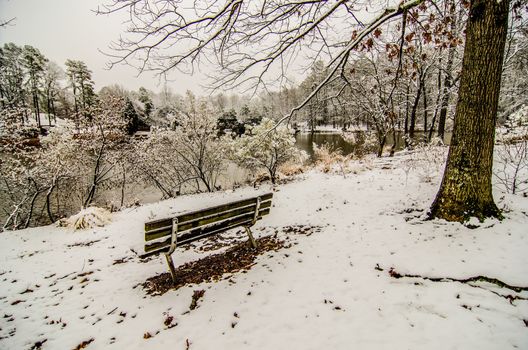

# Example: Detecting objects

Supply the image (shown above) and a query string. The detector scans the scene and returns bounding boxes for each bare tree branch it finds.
[273,0,426,129]
[0,17,16,28]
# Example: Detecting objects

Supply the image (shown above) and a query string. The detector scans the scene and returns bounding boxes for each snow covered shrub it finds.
[133,94,226,195]
[59,94,132,208]
[0,94,136,230]
[0,148,42,230]
[172,95,226,192]
[0,125,78,230]
[227,118,305,184]
[494,129,528,195]
[0,107,39,142]
[133,129,195,197]
[57,207,112,230]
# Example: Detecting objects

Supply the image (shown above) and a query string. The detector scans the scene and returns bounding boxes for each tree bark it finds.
[429,0,510,222]
[32,84,41,128]
[422,84,428,142]
[404,83,410,145]
[437,48,454,141]
[428,64,443,142]
[46,182,56,223]
[409,78,422,142]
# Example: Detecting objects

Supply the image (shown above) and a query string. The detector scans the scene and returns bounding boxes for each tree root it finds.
[377,265,528,303]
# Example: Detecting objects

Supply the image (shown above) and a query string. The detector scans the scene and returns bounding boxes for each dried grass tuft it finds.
[57,207,112,230]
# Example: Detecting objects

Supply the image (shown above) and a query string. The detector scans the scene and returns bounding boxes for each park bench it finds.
[142,193,273,283]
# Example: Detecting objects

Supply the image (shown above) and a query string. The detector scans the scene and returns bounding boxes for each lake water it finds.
[295,131,452,161]
[295,132,358,161]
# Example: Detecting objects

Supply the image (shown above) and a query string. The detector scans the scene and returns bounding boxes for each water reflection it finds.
[295,132,357,162]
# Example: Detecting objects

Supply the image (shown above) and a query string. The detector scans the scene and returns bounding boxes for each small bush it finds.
[313,143,351,177]
[278,162,305,177]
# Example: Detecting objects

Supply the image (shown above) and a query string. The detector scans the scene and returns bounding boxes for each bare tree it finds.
[100,0,425,96]
[499,11,528,123]
[494,132,528,195]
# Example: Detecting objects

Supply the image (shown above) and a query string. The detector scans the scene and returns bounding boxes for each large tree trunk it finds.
[429,0,510,222]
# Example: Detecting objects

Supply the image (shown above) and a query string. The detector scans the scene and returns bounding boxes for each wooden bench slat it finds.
[143,208,270,254]
[144,199,272,241]
[144,193,273,233]
[178,207,270,244]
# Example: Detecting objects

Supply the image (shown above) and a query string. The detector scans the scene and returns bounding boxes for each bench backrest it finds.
[143,193,273,256]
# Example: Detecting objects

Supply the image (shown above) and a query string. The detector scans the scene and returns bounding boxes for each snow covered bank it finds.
[0,153,527,349]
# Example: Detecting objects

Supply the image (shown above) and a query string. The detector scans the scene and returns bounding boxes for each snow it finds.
[1,151,527,349]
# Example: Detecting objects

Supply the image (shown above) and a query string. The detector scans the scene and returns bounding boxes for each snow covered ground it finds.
[0,151,527,350]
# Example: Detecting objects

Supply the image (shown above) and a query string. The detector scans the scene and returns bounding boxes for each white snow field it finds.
[0,153,527,350]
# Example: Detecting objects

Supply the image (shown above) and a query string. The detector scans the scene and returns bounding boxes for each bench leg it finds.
[164,253,177,284]
[244,226,258,249]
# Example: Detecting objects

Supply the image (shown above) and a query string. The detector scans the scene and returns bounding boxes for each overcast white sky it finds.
[0,0,205,94]
[0,0,387,97]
